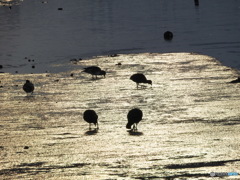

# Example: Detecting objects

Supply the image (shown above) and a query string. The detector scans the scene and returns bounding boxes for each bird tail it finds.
[126,123,132,129]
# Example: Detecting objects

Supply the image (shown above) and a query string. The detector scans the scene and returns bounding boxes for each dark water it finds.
[0,0,240,73]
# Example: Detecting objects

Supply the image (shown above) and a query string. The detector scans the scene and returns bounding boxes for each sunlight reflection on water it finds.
[0,53,240,179]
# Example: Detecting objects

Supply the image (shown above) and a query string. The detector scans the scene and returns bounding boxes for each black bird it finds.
[23,80,34,94]
[83,66,106,79]
[83,110,99,129]
[229,77,240,83]
[130,73,152,88]
[126,108,143,131]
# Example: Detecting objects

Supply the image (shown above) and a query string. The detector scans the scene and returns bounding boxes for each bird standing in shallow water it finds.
[83,66,106,79]
[83,110,99,130]
[130,73,152,88]
[23,80,34,94]
[126,108,143,131]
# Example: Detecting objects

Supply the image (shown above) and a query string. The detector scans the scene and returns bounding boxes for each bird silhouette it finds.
[130,73,152,88]
[83,110,99,130]
[23,80,34,94]
[83,66,106,79]
[126,108,143,131]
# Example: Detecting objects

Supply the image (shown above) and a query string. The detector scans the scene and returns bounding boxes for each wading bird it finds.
[83,66,106,79]
[23,80,34,94]
[126,108,143,131]
[130,73,152,88]
[83,110,99,130]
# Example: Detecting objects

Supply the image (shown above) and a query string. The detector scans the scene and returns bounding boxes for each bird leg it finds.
[132,124,138,131]
[96,123,99,129]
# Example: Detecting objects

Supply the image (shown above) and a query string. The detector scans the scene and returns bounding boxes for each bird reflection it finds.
[84,129,98,135]
[23,95,35,101]
[127,130,143,136]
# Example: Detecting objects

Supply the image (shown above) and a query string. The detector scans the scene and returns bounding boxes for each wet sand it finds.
[0,53,240,179]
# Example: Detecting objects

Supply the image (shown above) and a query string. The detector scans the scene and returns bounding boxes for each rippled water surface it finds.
[0,0,240,73]
[0,53,240,179]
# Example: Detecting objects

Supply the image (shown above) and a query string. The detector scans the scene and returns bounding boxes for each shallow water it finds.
[0,53,239,179]
[0,0,240,73]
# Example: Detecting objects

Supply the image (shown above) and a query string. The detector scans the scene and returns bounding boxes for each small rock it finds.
[24,146,29,149]
[164,31,173,40]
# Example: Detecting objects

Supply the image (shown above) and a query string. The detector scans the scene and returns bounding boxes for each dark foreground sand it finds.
[0,53,239,179]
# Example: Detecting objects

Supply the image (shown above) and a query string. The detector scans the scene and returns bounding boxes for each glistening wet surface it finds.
[0,53,239,179]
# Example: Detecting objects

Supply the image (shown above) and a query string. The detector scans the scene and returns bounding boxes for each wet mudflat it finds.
[0,53,240,179]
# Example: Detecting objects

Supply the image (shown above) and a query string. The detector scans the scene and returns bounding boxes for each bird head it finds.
[126,123,133,129]
[100,70,106,77]
[147,80,152,85]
